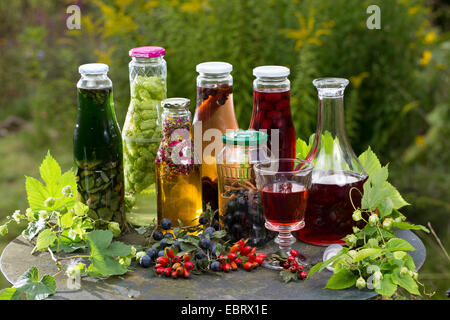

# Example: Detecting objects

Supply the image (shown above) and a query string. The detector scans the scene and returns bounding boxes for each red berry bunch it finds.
[228,239,266,272]
[154,249,194,279]
[282,249,307,280]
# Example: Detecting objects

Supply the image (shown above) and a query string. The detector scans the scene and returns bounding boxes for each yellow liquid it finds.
[156,163,203,228]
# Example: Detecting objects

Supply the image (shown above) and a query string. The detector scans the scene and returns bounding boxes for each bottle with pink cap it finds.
[122,46,167,226]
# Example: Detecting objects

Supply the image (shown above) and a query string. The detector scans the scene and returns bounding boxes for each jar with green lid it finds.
[216,130,275,247]
[123,46,167,226]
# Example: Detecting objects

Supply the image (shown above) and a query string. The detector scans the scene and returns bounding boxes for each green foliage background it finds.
[0,0,448,299]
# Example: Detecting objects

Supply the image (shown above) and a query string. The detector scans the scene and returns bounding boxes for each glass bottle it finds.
[193,62,239,213]
[156,98,203,228]
[249,66,296,159]
[74,63,125,228]
[216,130,275,247]
[123,46,167,227]
[296,78,368,245]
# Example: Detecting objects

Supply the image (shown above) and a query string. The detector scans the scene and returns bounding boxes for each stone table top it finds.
[0,229,425,300]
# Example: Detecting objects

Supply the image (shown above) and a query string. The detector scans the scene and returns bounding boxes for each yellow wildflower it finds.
[414,135,425,147]
[401,101,419,115]
[280,9,334,51]
[181,0,208,13]
[349,72,370,89]
[419,50,432,66]
[94,46,115,66]
[408,5,420,16]
[424,32,437,44]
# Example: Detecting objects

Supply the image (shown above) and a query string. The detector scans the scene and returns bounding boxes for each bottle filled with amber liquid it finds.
[156,98,203,228]
[193,62,239,212]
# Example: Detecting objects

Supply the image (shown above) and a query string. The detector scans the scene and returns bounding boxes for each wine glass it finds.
[254,158,313,270]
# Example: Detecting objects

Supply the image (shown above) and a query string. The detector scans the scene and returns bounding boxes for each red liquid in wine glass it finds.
[260,182,308,226]
[296,171,367,245]
[249,90,296,158]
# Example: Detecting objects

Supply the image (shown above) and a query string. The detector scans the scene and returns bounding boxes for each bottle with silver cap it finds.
[156,98,203,228]
[249,65,296,159]
[193,61,239,213]
[74,63,125,228]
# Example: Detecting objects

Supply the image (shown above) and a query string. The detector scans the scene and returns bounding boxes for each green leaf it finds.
[393,221,429,233]
[369,165,389,187]
[280,269,298,283]
[13,267,56,300]
[358,146,382,177]
[325,269,358,290]
[36,229,57,252]
[296,138,311,159]
[385,238,415,252]
[86,230,132,277]
[392,268,420,295]
[384,182,409,210]
[307,248,349,278]
[378,198,394,218]
[60,212,74,228]
[39,152,61,187]
[362,182,392,211]
[211,230,226,239]
[352,248,383,262]
[375,274,397,297]
[25,176,49,210]
[0,288,22,300]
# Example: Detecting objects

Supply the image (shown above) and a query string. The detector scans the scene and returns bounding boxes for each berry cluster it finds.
[281,249,307,280]
[221,188,274,246]
[154,249,194,279]
[212,239,267,272]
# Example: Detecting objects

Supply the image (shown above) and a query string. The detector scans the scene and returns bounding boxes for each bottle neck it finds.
[254,76,290,92]
[316,95,346,139]
[161,109,192,139]
[197,73,232,87]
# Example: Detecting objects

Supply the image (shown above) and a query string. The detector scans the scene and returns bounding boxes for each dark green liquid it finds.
[74,87,125,227]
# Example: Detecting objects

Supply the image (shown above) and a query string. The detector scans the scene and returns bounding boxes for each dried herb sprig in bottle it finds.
[74,63,125,228]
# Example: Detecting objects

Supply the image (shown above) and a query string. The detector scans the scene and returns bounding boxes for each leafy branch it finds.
[0,152,135,300]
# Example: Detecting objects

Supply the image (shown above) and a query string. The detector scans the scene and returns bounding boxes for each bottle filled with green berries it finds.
[122,46,167,226]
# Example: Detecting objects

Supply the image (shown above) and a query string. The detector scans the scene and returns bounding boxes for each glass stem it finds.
[275,231,296,253]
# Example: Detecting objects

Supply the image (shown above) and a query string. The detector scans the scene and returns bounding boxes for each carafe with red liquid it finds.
[296,78,368,245]
[249,66,296,159]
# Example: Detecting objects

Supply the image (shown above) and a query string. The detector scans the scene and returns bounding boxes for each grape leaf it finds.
[86,230,132,277]
[12,267,56,300]
[325,269,358,289]
[384,182,409,210]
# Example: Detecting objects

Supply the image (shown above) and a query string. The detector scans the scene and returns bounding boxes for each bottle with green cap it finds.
[216,130,275,247]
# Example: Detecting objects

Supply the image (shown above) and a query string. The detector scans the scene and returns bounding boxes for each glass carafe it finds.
[193,62,239,212]
[249,66,296,159]
[123,46,167,226]
[74,63,125,228]
[156,98,203,228]
[296,78,368,245]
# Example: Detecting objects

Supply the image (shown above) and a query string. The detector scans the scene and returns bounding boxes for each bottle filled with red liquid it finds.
[296,78,368,245]
[249,66,296,159]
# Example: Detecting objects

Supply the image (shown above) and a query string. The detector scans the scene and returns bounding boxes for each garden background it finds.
[0,0,448,299]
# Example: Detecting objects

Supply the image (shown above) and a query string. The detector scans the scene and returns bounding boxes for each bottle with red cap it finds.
[122,46,167,227]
